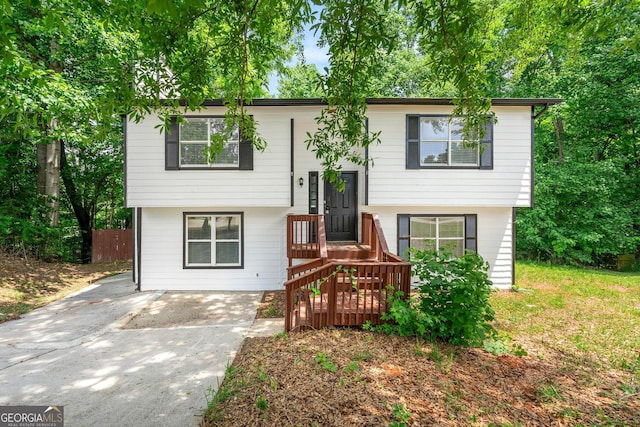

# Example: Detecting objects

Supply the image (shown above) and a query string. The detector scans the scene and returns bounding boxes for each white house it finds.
[124,98,559,292]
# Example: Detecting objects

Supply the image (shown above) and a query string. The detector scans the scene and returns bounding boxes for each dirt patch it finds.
[256,290,285,318]
[0,249,131,322]
[122,291,262,329]
[203,330,639,426]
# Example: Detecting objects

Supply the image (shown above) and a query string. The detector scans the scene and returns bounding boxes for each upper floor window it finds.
[406,115,493,170]
[179,118,239,167]
[165,116,253,171]
[420,117,477,166]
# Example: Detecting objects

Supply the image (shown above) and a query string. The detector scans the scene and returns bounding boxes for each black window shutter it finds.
[479,122,493,170]
[165,117,180,170]
[238,138,253,170]
[465,214,477,252]
[406,115,420,169]
[397,214,410,259]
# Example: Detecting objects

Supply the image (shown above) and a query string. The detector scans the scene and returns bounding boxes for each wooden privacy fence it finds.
[92,229,132,263]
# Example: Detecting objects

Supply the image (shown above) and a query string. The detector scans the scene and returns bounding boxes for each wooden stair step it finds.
[327,241,373,260]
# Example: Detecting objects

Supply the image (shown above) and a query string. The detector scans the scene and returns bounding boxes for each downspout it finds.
[533,103,550,120]
[517,102,551,288]
[364,118,369,206]
[290,118,294,207]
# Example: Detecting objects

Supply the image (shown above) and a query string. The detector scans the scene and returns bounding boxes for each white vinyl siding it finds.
[366,105,532,207]
[141,207,287,291]
[126,108,292,208]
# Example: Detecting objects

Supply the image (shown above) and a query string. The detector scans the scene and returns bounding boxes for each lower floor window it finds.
[398,214,477,259]
[184,212,243,268]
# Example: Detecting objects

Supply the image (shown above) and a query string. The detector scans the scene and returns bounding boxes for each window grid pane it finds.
[180,119,208,141]
[420,117,449,139]
[407,216,465,258]
[451,142,478,166]
[417,116,485,167]
[211,141,239,166]
[420,142,448,165]
[188,217,212,240]
[180,118,240,167]
[188,242,211,264]
[186,214,241,267]
[180,143,208,166]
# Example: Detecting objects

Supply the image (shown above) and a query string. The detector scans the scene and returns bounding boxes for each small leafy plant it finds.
[255,395,268,411]
[411,249,497,346]
[316,352,338,372]
[389,403,411,427]
[371,249,497,347]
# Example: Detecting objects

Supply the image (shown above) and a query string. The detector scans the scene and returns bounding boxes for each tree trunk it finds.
[35,137,61,227]
[35,37,64,227]
[60,140,93,263]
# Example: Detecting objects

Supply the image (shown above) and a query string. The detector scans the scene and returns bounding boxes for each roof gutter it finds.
[165,97,563,108]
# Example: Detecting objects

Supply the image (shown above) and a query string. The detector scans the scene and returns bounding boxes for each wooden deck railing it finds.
[286,214,328,266]
[286,257,328,280]
[284,212,411,332]
[361,213,404,262]
[284,261,411,332]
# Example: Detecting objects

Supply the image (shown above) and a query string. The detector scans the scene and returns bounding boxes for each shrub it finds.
[373,249,496,347]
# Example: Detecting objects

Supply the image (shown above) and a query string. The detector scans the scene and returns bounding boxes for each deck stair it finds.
[327,241,374,261]
[285,213,411,332]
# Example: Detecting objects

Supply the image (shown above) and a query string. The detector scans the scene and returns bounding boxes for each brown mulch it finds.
[256,290,285,319]
[203,329,639,426]
[0,249,131,322]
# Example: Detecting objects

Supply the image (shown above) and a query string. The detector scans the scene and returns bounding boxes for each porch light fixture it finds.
[298,177,304,187]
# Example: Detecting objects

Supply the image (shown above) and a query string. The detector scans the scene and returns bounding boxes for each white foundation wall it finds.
[139,207,288,291]
[367,206,514,289]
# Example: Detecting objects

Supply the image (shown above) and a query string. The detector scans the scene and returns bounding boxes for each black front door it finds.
[324,172,357,241]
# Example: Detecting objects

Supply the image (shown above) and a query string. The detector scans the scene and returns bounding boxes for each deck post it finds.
[327,271,336,328]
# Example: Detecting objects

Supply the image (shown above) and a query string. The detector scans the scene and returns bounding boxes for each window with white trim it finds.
[420,117,477,166]
[184,213,243,268]
[398,214,477,259]
[179,118,239,167]
[406,115,493,169]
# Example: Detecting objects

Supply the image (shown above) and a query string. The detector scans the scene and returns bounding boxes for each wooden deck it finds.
[285,213,411,332]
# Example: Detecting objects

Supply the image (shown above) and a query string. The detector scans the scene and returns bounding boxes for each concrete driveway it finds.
[0,273,283,426]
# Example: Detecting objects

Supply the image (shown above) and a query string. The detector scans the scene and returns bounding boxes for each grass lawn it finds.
[203,262,640,426]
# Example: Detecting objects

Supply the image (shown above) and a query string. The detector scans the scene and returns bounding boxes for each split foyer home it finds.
[124,98,559,330]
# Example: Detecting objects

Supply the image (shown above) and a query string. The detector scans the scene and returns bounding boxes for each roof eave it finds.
[171,97,563,107]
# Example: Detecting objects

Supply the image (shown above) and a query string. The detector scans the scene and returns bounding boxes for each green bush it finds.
[373,249,497,347]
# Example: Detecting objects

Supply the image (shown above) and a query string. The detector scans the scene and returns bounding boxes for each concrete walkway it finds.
[0,273,284,426]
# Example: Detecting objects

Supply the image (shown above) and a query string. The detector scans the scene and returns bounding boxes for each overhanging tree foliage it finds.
[2,0,638,265]
[506,0,640,265]
[125,0,500,185]
[1,0,135,262]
